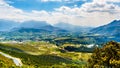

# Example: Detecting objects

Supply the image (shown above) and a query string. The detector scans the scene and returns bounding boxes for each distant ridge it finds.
[0,19,67,33]
[54,22,92,32]
[0,19,20,31]
[19,21,49,28]
[13,26,68,33]
[91,20,120,36]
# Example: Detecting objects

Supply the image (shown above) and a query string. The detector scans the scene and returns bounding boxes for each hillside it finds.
[91,20,120,36]
[0,42,91,67]
[13,28,51,33]
[12,25,68,33]
[0,54,16,68]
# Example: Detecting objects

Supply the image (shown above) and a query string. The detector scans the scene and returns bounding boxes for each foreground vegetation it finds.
[88,41,120,68]
[0,54,17,68]
[0,42,91,67]
[0,41,119,68]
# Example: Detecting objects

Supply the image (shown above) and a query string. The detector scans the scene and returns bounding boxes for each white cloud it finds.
[52,1,120,26]
[93,0,120,3]
[52,0,120,26]
[81,2,120,14]
[0,0,120,26]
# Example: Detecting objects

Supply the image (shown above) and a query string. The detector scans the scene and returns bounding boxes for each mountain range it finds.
[0,20,66,32]
[0,19,90,33]
[0,19,120,36]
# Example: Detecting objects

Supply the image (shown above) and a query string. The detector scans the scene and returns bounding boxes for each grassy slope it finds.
[0,54,16,68]
[0,43,73,67]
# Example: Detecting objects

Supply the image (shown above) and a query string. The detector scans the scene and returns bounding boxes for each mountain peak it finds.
[108,20,120,26]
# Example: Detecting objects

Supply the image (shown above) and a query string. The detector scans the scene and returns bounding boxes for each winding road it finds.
[0,52,23,66]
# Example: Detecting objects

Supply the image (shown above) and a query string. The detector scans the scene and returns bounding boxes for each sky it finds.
[0,0,120,27]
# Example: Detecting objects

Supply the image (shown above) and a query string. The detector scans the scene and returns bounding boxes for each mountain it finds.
[0,20,50,31]
[0,19,20,31]
[13,25,68,33]
[0,19,68,33]
[54,22,92,32]
[19,21,49,28]
[14,28,50,33]
[91,20,120,36]
[41,25,68,32]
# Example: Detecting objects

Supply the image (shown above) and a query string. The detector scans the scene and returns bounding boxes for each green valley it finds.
[0,42,92,68]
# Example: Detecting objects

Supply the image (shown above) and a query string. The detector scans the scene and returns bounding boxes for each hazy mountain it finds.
[19,21,49,28]
[0,20,51,31]
[41,25,68,32]
[0,19,20,31]
[13,25,68,33]
[0,19,68,33]
[91,20,120,36]
[54,22,93,32]
[14,28,50,33]
[0,19,92,33]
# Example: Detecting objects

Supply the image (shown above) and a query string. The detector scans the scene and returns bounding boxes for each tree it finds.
[88,41,120,68]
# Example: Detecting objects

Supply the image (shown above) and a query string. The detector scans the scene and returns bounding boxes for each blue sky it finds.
[5,0,90,11]
[0,0,120,26]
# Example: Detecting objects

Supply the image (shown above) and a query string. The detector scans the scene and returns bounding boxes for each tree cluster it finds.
[88,41,120,68]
